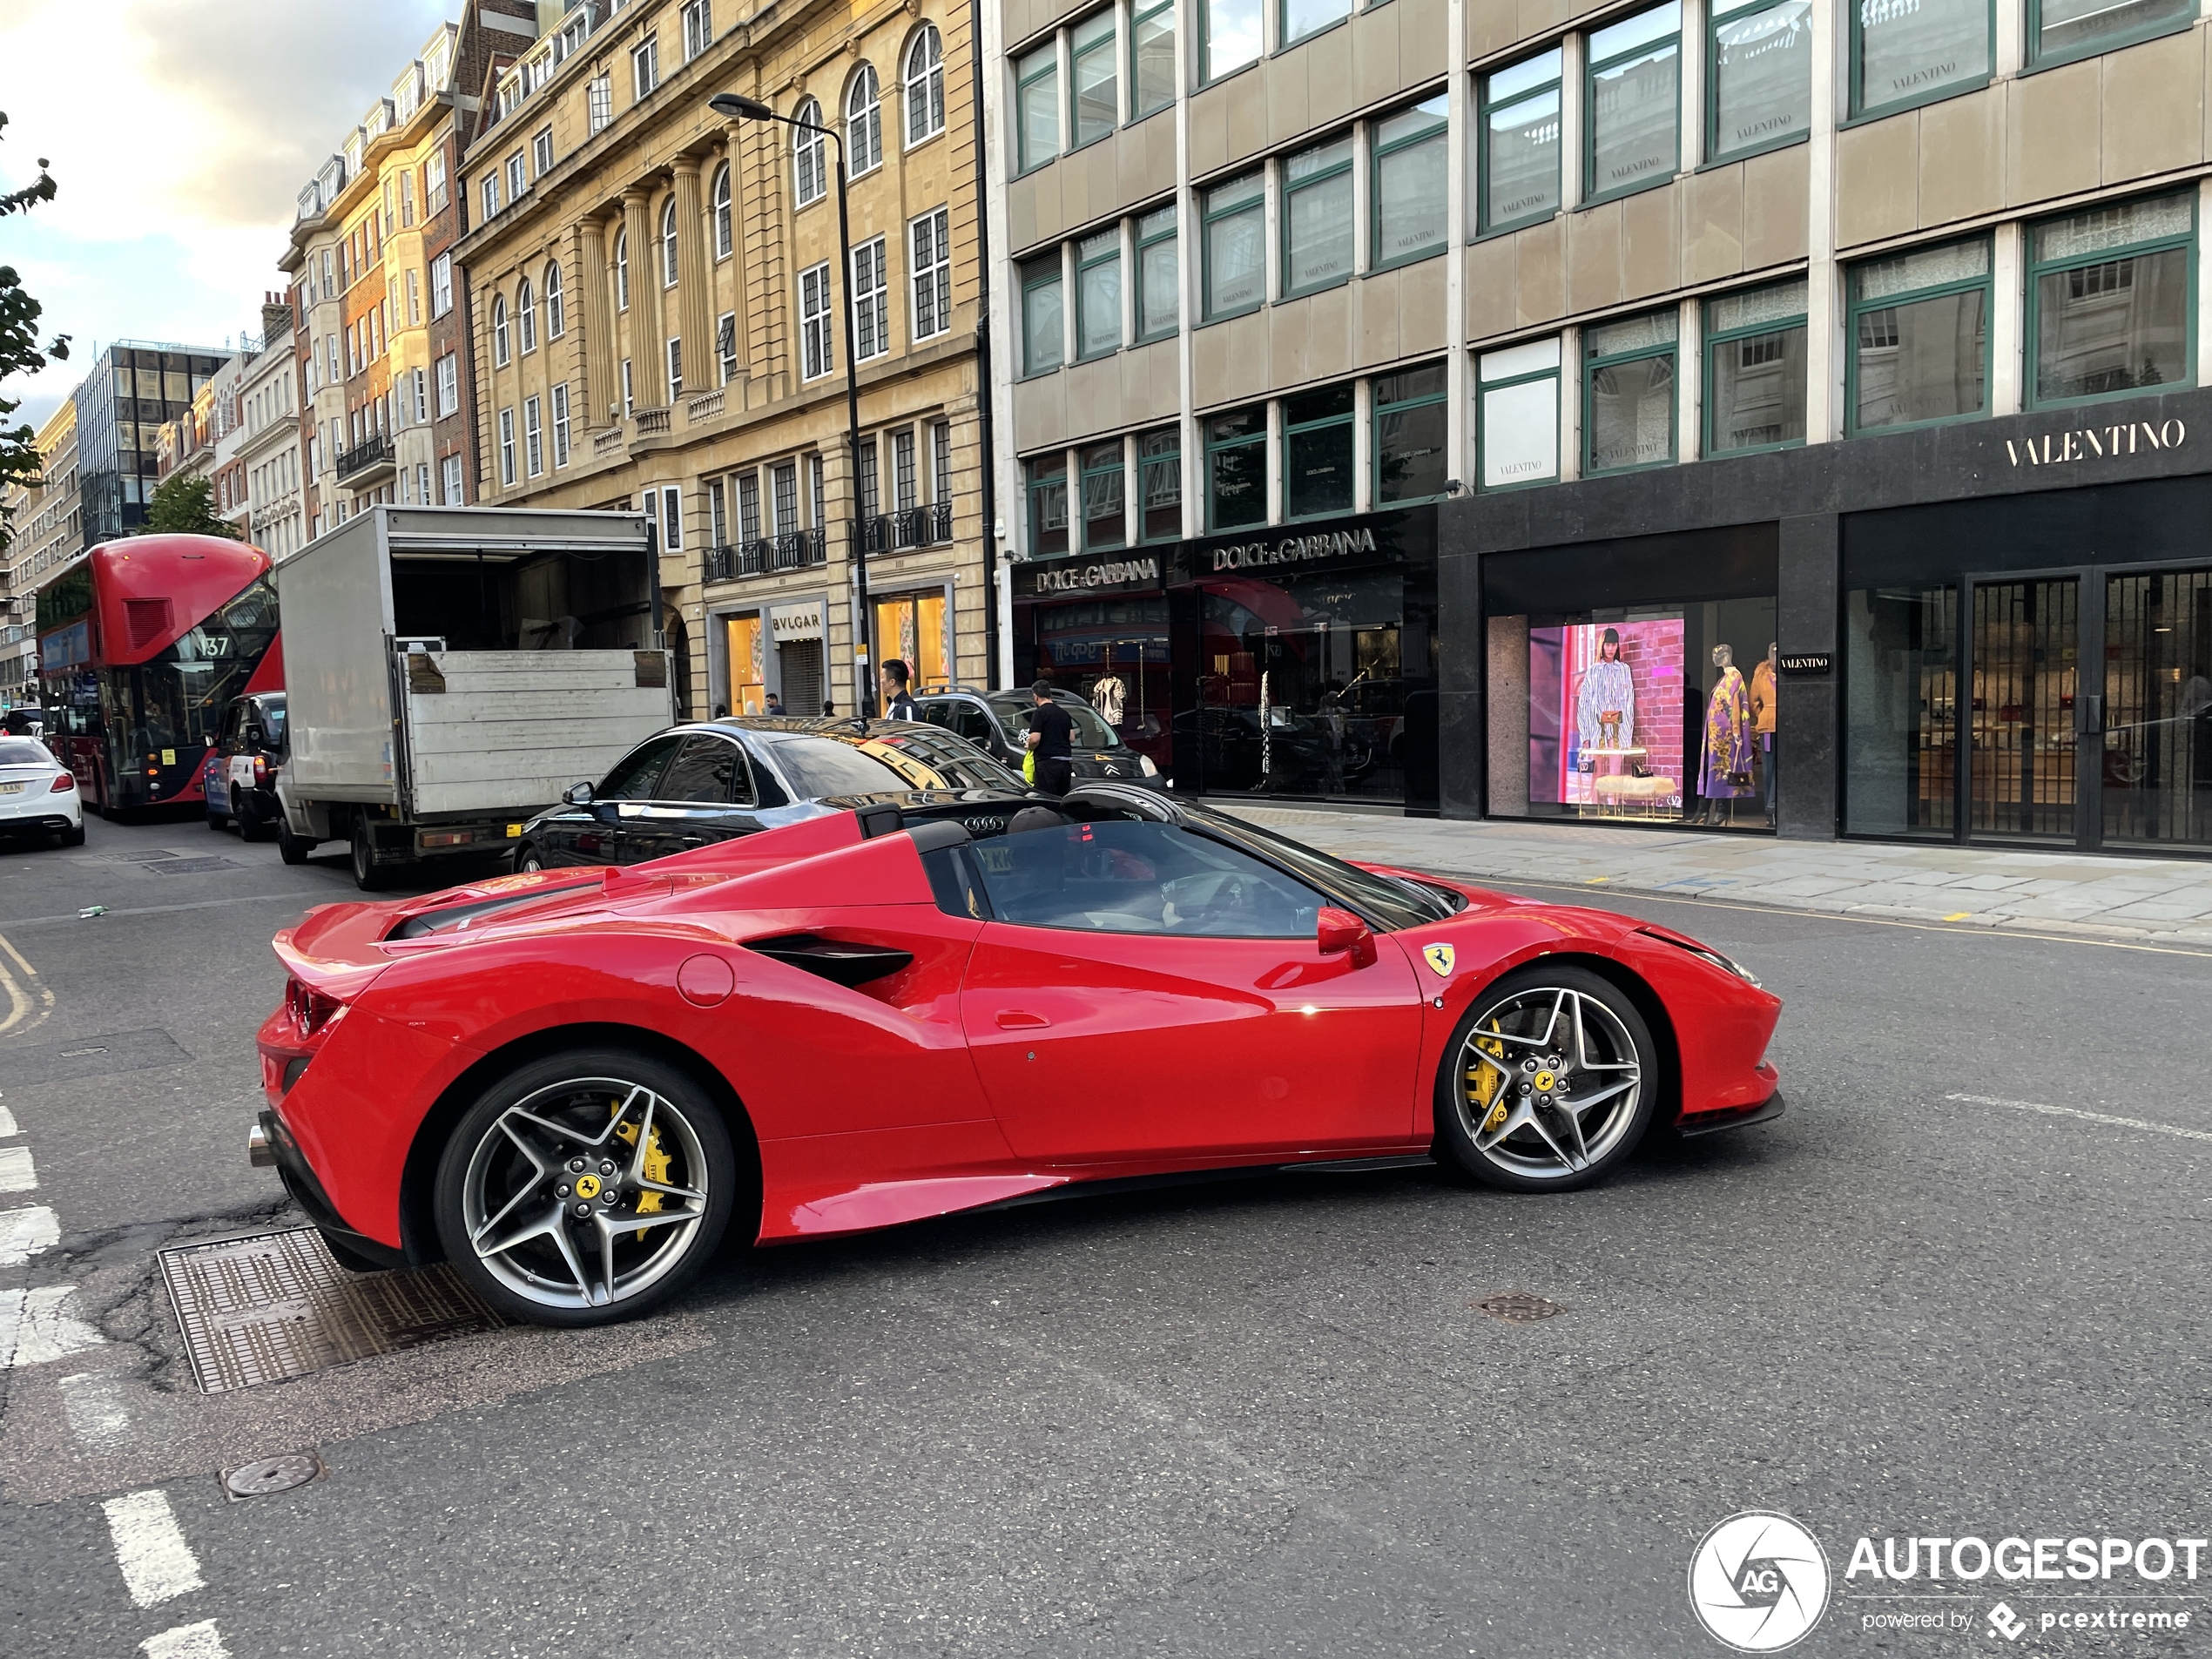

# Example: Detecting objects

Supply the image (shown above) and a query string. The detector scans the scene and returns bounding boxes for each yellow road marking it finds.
[1944,911,1973,921]
[0,931,54,1038]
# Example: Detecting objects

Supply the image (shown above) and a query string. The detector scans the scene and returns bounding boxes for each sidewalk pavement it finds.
[1217,806,2212,946]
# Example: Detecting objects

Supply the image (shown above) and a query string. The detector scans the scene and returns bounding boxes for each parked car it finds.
[914,686,1164,789]
[0,707,44,738]
[204,691,288,841]
[510,716,1033,870]
[0,736,84,847]
[252,784,1784,1324]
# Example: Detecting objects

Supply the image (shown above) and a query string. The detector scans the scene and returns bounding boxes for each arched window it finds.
[516,276,536,353]
[660,196,679,287]
[491,293,510,366]
[792,98,827,207]
[543,258,565,337]
[846,64,882,175]
[904,25,945,147]
[614,228,629,311]
[711,162,733,260]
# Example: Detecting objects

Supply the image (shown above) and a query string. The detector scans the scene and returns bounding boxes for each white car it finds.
[0,738,84,846]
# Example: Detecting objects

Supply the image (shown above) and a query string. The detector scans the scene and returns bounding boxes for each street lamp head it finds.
[709,92,774,121]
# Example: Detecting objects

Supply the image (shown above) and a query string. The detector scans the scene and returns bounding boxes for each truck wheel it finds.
[279,825,313,866]
[351,816,394,891]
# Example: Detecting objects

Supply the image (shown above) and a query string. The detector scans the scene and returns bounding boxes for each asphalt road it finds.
[1,811,2208,1658]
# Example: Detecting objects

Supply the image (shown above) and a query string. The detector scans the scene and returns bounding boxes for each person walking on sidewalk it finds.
[1024,681,1076,796]
[880,659,919,720]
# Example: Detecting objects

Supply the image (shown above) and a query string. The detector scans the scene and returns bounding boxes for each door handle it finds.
[995,1010,1050,1029]
[2076,693,2104,737]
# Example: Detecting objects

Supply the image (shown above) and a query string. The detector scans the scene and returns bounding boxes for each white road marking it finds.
[140,1620,229,1659]
[102,1488,205,1608]
[0,1204,59,1264]
[0,1104,16,1136]
[0,1143,35,1191]
[59,1369,133,1448]
[0,1286,106,1367]
[1945,1092,2212,1144]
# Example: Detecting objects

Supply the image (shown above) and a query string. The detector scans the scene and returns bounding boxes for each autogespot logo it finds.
[1689,1512,1833,1651]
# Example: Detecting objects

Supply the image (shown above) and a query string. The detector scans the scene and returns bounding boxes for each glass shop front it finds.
[1012,554,1173,775]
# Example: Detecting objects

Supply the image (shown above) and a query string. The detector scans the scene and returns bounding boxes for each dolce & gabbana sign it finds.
[1211,527,1379,572]
[2004,417,2187,469]
[1019,554,1161,597]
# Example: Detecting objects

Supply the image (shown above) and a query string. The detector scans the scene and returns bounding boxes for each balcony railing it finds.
[334,432,395,483]
[855,502,955,556]
[685,389,725,422]
[591,426,624,458]
[631,407,671,438]
[704,529,827,583]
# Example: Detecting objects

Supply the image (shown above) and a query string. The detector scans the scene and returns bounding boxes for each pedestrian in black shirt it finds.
[1025,681,1076,796]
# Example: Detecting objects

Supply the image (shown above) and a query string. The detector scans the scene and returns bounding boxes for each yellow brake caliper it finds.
[1467,1022,1511,1132]
[612,1103,673,1240]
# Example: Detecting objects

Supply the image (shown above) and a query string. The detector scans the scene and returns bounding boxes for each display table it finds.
[1585,772,1681,819]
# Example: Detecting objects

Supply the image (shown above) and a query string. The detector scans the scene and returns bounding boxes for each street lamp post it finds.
[708,91,874,718]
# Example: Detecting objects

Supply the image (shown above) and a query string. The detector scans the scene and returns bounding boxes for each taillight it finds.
[49,772,73,792]
[253,755,268,784]
[284,977,343,1036]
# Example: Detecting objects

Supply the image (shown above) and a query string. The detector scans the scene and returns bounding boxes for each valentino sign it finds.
[1211,527,1379,572]
[2005,417,2187,469]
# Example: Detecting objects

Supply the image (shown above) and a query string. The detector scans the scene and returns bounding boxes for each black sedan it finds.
[513,717,1034,870]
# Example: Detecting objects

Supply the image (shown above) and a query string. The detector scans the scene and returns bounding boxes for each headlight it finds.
[1640,927,1760,988]
[1137,753,1158,777]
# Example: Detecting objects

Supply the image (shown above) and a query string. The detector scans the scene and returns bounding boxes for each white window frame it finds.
[904,24,946,147]
[430,253,454,317]
[442,452,463,504]
[666,336,684,401]
[910,206,951,342]
[552,382,571,467]
[711,164,734,259]
[633,37,661,101]
[792,98,828,207]
[481,173,500,220]
[799,261,834,381]
[718,310,739,385]
[498,407,516,485]
[659,482,684,551]
[544,260,565,336]
[588,74,613,133]
[524,395,543,477]
[853,236,889,361]
[846,64,884,176]
[435,353,459,418]
[505,152,526,204]
[532,126,554,177]
[683,0,713,59]
[661,197,680,288]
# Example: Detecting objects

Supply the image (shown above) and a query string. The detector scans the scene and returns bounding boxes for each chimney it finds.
[262,295,294,341]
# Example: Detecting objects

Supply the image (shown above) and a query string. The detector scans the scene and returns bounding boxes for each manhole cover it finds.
[98,849,175,862]
[158,1227,506,1393]
[222,1453,322,1500]
[1474,1291,1565,1323]
[146,857,239,875]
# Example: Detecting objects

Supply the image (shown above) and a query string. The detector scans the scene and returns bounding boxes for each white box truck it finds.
[273,505,675,888]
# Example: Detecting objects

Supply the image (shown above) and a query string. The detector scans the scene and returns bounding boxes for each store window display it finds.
[1696,643,1759,823]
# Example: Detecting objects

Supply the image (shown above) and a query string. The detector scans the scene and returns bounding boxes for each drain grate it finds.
[98,849,177,863]
[158,1227,506,1393]
[145,857,239,876]
[1474,1291,1565,1323]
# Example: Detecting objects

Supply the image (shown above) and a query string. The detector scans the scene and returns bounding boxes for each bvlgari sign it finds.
[2005,417,2188,469]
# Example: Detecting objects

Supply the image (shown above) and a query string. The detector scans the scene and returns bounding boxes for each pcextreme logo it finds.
[1689,1512,1832,1651]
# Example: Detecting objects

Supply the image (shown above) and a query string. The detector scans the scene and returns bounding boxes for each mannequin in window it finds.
[1750,642,1778,827]
[1575,626,1636,778]
[1698,643,1757,822]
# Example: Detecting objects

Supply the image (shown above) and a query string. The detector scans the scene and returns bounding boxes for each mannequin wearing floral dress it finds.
[1699,643,1757,818]
[1575,628,1636,777]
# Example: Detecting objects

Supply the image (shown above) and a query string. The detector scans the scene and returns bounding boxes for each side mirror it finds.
[562,781,595,806]
[1316,906,1377,968]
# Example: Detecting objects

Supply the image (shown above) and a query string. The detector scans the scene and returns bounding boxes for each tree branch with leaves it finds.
[1,110,72,554]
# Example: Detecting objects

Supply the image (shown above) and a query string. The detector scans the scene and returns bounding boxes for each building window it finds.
[682,0,712,60]
[552,382,570,467]
[799,262,834,380]
[1283,383,1353,520]
[1847,237,1990,433]
[517,278,537,354]
[1027,455,1069,555]
[852,236,889,361]
[1204,0,1263,82]
[858,436,880,519]
[1479,51,1561,236]
[893,427,919,519]
[1080,440,1126,550]
[524,395,543,477]
[911,206,952,341]
[711,164,732,258]
[2033,0,2191,64]
[507,152,527,204]
[1584,310,1678,474]
[1283,135,1353,296]
[633,37,661,101]
[2029,192,2194,407]
[498,408,516,485]
[1136,426,1181,540]
[1016,43,1059,172]
[406,268,421,325]
[708,477,729,547]
[623,358,636,415]
[431,253,453,317]
[774,460,799,533]
[809,453,826,527]
[1203,172,1264,319]
[846,64,883,175]
[1206,405,1267,529]
[426,152,448,212]
[435,353,459,418]
[665,337,684,401]
[441,452,463,503]
[718,311,738,384]
[905,24,946,145]
[1477,338,1561,489]
[1022,253,1064,375]
[1285,0,1351,50]
[492,295,511,366]
[1853,0,1987,117]
[1132,0,1177,118]
[533,125,554,178]
[1071,10,1118,147]
[1710,0,1811,164]
[1135,206,1178,340]
[411,368,428,424]
[1374,361,1447,503]
[1076,228,1122,359]
[738,471,761,543]
[1705,277,1808,455]
[661,483,684,552]
[544,260,565,336]
[931,421,952,502]
[1372,98,1449,269]
[1585,3,1681,206]
[400,171,415,227]
[481,173,500,221]
[589,74,614,134]
[615,230,630,310]
[793,98,827,206]
[661,198,680,287]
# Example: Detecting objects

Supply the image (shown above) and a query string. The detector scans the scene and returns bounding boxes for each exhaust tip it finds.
[247,1122,279,1169]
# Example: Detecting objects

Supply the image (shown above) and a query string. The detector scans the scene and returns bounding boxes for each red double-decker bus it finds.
[37,535,283,816]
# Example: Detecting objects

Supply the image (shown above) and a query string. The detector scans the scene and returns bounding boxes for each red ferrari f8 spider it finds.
[253,786,1782,1325]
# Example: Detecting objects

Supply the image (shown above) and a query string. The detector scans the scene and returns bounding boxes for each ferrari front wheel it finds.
[434,1049,736,1325]
[1435,966,1656,1193]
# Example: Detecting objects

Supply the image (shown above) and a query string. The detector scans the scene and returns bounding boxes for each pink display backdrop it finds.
[1528,619,1686,805]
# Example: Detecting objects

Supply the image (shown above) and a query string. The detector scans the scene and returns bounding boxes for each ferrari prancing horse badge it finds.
[1421,943,1454,977]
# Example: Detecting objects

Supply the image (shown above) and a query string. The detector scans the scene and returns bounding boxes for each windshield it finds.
[0,739,51,767]
[987,693,1123,749]
[760,735,912,799]
[1177,800,1456,930]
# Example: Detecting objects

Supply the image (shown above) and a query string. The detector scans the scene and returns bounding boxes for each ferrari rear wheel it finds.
[1435,966,1656,1193]
[434,1049,736,1326]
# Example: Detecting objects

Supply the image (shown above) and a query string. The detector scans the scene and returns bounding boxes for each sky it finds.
[0,0,455,433]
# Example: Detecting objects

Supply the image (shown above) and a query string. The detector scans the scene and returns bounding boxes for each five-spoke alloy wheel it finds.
[1434,966,1657,1191]
[434,1049,737,1325]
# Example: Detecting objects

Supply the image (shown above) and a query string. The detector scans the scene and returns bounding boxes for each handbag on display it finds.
[1725,769,1754,787]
